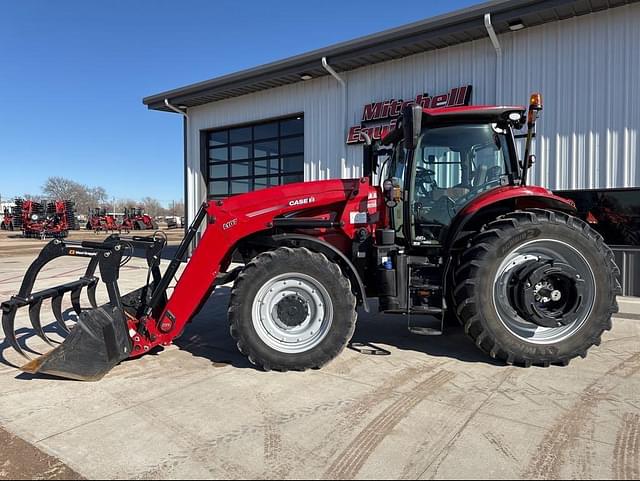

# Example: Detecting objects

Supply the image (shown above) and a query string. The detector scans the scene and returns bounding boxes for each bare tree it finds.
[114,198,138,215]
[169,200,184,217]
[42,177,109,214]
[42,177,77,200]
[141,197,164,217]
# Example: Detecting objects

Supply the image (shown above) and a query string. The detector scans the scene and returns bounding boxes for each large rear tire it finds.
[454,209,621,367]
[229,247,357,371]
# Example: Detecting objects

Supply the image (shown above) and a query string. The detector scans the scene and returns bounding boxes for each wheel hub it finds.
[276,295,309,327]
[509,259,585,328]
[251,273,334,354]
[533,281,562,304]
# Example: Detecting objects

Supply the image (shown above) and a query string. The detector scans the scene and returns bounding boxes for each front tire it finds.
[454,209,621,367]
[229,247,357,371]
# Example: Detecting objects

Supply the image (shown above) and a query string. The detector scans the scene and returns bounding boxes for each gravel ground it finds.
[0,426,82,480]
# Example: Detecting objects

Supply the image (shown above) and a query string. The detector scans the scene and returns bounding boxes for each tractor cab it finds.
[369,101,540,250]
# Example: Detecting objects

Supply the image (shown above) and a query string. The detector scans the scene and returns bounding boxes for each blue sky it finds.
[0,0,478,206]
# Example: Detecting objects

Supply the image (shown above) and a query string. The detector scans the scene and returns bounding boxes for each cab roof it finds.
[422,105,527,124]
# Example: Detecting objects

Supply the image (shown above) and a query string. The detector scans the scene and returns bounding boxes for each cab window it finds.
[411,123,510,243]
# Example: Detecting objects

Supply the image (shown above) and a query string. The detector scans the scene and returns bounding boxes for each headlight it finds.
[31,214,39,221]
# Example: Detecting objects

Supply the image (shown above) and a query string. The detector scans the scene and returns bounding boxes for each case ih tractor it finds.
[122,207,158,231]
[87,208,121,233]
[1,94,620,381]
[1,207,15,231]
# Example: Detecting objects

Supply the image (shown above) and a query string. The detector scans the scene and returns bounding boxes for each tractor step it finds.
[408,326,443,336]
[407,313,444,336]
[409,305,442,315]
[410,283,442,290]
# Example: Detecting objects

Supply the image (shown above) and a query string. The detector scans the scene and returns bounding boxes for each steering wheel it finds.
[415,167,437,198]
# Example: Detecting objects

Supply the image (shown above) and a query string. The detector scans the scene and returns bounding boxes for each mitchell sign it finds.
[346,85,472,144]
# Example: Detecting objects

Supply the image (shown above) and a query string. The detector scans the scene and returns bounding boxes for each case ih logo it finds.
[346,85,472,144]
[289,197,316,207]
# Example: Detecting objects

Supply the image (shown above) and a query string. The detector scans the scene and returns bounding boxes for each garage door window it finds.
[207,116,304,198]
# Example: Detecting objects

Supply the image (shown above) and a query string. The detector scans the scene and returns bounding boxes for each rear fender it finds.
[444,185,577,253]
[251,233,370,312]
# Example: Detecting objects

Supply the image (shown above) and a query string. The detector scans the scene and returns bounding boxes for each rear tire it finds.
[454,209,621,367]
[229,247,357,371]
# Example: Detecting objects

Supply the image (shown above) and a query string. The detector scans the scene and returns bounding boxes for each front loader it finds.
[1,93,621,380]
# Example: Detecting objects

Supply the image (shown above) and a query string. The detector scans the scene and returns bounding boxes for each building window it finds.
[206,116,304,198]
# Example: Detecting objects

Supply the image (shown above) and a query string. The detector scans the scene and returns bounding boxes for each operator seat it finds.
[472,164,488,187]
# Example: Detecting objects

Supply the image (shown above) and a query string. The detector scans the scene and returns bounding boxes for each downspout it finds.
[484,13,503,103]
[321,57,349,178]
[164,99,193,245]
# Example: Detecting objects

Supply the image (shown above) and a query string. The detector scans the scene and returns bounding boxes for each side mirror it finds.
[361,132,377,181]
[402,103,423,149]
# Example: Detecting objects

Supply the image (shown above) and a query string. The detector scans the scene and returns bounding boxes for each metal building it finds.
[144,0,640,296]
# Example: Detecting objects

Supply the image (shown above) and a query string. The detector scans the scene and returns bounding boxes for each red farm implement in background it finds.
[122,207,158,231]
[14,199,77,239]
[1,207,15,231]
[87,208,122,233]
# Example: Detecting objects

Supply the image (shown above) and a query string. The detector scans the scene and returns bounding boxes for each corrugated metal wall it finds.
[186,3,640,223]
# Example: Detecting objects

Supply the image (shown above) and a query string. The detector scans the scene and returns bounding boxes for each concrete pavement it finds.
[0,253,638,479]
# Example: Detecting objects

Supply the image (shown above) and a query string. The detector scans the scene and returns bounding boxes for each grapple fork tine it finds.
[28,299,57,347]
[87,282,98,309]
[51,294,70,334]
[1,303,31,360]
[70,286,83,315]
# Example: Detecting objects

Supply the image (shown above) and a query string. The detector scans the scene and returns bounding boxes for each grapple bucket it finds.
[21,306,132,381]
[1,235,167,381]
[1,243,101,360]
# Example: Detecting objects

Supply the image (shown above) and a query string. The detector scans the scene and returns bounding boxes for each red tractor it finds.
[87,208,121,233]
[1,207,15,231]
[1,94,621,381]
[122,207,158,231]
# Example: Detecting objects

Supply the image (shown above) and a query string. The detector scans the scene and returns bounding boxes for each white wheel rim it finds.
[251,272,334,354]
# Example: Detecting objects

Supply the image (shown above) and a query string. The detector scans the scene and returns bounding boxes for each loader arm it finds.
[128,178,377,356]
[3,178,377,380]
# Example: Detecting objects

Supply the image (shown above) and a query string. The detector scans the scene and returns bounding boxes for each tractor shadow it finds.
[350,301,502,366]
[0,308,76,376]
[0,289,500,379]
[177,289,501,368]
[173,287,253,370]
